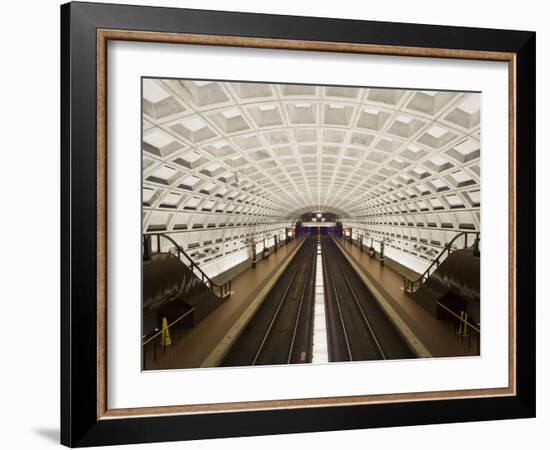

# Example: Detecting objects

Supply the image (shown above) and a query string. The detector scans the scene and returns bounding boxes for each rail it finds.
[324,239,386,360]
[322,241,353,361]
[286,240,316,363]
[143,233,232,299]
[403,231,479,294]
[251,240,311,365]
[337,253,386,359]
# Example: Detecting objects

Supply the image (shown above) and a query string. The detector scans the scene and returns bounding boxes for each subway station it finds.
[141,79,480,370]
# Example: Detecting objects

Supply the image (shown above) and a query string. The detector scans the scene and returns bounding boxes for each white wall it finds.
[153,223,291,278]
[1,1,547,449]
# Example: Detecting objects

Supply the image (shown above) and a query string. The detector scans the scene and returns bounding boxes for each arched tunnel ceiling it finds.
[142,79,480,233]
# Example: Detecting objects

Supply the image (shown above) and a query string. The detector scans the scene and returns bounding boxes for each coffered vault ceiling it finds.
[142,79,480,236]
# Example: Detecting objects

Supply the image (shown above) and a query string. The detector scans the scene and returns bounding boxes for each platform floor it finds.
[335,238,478,357]
[145,237,304,370]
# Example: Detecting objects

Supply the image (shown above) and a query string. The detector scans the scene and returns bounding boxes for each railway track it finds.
[322,236,414,362]
[221,235,317,367]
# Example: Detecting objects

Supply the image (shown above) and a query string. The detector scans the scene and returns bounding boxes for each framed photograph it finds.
[61,1,536,447]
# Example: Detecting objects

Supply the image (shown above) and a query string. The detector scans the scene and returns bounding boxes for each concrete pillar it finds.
[143,235,152,261]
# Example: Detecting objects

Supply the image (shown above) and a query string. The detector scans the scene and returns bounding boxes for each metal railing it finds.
[143,233,232,299]
[142,307,195,369]
[403,231,480,294]
[436,301,480,352]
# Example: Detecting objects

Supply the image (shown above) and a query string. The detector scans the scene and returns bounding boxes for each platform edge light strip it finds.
[312,238,329,363]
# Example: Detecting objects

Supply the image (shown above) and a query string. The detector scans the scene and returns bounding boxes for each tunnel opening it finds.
[295,211,342,237]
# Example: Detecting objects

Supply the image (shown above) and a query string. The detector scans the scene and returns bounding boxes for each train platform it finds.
[334,237,477,358]
[145,237,305,370]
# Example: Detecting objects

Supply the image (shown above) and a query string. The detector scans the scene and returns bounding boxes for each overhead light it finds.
[316,213,322,218]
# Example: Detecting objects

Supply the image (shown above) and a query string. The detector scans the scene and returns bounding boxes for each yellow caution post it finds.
[457,311,464,335]
[462,312,469,337]
[161,317,172,347]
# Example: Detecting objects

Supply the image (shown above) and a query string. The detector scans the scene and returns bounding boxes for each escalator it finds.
[404,232,480,328]
[142,234,231,336]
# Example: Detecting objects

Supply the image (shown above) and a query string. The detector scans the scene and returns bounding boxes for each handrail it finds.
[142,307,196,346]
[403,231,479,294]
[143,233,232,299]
[142,307,196,368]
[435,301,480,334]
